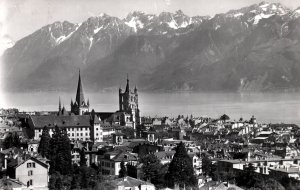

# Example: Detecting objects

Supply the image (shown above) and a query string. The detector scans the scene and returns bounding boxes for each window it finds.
[86,133,88,136]
[72,133,74,137]
[28,170,33,176]
[27,163,31,168]
[96,133,98,136]
[27,179,33,187]
[32,163,35,168]
[96,128,98,131]
[81,133,83,136]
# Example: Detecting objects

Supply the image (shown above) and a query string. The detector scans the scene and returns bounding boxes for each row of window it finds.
[72,155,80,159]
[69,137,89,141]
[101,169,111,175]
[67,132,89,137]
[27,162,36,168]
[102,161,114,168]
[67,127,89,131]
[38,127,90,133]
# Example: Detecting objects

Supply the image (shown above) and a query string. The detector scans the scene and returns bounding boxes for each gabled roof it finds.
[29,115,91,129]
[104,150,138,162]
[15,157,48,169]
[154,151,176,159]
[113,176,154,187]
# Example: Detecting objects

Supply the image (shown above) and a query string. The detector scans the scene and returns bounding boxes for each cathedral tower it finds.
[71,70,89,115]
[119,75,140,129]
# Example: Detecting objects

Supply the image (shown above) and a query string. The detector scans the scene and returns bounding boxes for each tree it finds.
[49,126,72,175]
[202,155,213,176]
[119,161,127,178]
[54,177,63,190]
[71,166,101,189]
[254,178,285,190]
[165,142,197,188]
[56,128,72,175]
[3,132,21,149]
[121,127,135,139]
[38,126,51,158]
[220,114,230,122]
[79,148,87,167]
[140,154,164,186]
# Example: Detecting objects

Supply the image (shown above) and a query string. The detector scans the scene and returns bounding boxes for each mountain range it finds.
[2,1,300,92]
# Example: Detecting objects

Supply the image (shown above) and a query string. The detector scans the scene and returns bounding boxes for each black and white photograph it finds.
[1,0,300,189]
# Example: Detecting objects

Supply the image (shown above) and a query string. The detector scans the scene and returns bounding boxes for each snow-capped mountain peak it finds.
[224,1,291,25]
[291,7,300,18]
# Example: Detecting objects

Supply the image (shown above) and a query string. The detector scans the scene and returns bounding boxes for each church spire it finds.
[125,74,129,93]
[75,69,85,105]
[59,97,62,112]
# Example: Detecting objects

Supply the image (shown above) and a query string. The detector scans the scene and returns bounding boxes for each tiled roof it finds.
[113,176,154,187]
[154,151,196,160]
[85,112,115,121]
[29,115,91,129]
[15,157,48,169]
[105,150,138,162]
[0,147,23,155]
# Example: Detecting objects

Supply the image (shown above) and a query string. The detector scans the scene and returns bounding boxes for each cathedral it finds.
[70,70,89,115]
[56,71,140,130]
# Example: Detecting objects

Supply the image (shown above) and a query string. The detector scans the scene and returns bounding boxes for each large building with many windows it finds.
[28,114,103,142]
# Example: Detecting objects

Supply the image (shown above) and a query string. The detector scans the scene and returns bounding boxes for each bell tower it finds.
[119,75,140,129]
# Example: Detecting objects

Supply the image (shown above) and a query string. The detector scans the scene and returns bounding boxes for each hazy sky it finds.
[1,0,300,42]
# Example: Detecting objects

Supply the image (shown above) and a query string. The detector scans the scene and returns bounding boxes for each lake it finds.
[2,91,300,125]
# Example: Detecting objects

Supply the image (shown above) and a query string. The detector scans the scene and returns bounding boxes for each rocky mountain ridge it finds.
[2,2,300,92]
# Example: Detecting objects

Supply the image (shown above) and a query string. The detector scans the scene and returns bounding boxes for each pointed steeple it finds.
[59,97,62,112]
[134,85,137,93]
[125,74,129,93]
[75,69,85,105]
